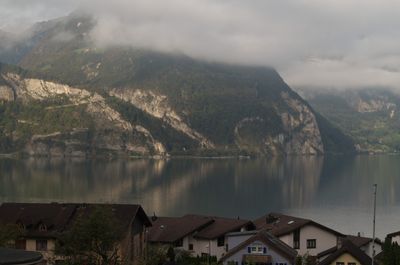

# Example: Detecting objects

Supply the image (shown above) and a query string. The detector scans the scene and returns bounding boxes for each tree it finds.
[167,246,175,262]
[56,206,124,265]
[141,244,169,265]
[383,237,400,265]
[0,223,22,248]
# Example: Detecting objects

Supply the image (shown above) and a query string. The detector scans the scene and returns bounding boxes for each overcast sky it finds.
[1,0,400,90]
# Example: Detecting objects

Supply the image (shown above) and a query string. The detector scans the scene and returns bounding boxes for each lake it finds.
[1,155,399,239]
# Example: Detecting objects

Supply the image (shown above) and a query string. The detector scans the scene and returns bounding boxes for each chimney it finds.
[151,212,157,222]
[337,237,344,249]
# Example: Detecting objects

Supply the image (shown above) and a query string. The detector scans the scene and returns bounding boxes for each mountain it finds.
[299,87,400,153]
[0,14,354,157]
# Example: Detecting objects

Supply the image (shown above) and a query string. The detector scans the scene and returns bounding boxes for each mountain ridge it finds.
[0,14,355,157]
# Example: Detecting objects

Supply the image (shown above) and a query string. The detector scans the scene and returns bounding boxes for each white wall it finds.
[392,235,400,245]
[278,225,338,256]
[222,240,294,265]
[25,238,56,265]
[226,231,257,251]
[361,241,382,258]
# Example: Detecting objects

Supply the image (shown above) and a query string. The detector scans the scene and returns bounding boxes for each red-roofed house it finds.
[254,213,344,257]
[0,203,151,265]
[148,214,255,259]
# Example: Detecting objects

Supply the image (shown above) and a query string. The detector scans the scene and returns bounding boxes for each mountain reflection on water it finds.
[1,155,399,238]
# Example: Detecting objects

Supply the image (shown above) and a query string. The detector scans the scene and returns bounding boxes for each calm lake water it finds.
[1,155,399,239]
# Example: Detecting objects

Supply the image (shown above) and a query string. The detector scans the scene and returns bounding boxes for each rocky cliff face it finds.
[300,87,400,153]
[1,73,167,157]
[0,68,330,157]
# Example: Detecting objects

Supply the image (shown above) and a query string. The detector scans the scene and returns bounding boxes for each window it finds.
[175,239,183,247]
[15,239,26,250]
[293,229,300,249]
[226,244,229,252]
[217,236,225,247]
[189,244,193,251]
[307,239,316,249]
[336,262,345,265]
[36,240,47,251]
[348,263,356,265]
[39,223,47,232]
[248,243,265,254]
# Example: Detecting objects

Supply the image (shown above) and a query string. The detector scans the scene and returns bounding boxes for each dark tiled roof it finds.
[220,230,297,262]
[0,247,43,265]
[0,203,151,238]
[253,213,343,237]
[71,204,151,229]
[148,215,214,243]
[193,216,254,240]
[318,235,381,259]
[318,241,372,265]
[0,203,76,238]
[387,230,400,238]
[345,235,382,247]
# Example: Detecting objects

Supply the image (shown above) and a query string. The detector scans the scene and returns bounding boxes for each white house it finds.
[344,235,382,258]
[220,230,297,265]
[148,214,255,259]
[387,231,400,245]
[318,240,372,265]
[253,213,345,257]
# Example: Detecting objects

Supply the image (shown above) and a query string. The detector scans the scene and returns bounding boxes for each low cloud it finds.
[1,0,400,90]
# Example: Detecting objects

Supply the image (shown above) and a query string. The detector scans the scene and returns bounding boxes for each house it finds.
[318,240,372,265]
[148,214,255,259]
[0,247,43,265]
[220,230,298,265]
[387,231,400,245]
[318,235,382,262]
[0,202,151,265]
[344,235,382,258]
[254,213,344,257]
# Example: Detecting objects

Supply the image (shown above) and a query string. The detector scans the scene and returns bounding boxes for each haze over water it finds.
[1,155,399,239]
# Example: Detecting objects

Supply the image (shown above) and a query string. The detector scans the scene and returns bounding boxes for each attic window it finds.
[17,222,25,230]
[39,223,47,232]
[248,243,266,254]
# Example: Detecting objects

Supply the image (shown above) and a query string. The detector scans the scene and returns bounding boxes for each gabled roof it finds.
[0,203,151,238]
[387,230,400,238]
[345,235,382,247]
[193,216,254,240]
[220,230,297,262]
[71,204,152,229]
[0,247,43,265]
[253,213,343,237]
[0,203,76,238]
[148,215,214,243]
[318,235,381,259]
[148,214,253,243]
[318,241,372,265]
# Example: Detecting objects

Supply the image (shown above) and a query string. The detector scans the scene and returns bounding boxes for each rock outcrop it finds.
[1,73,167,157]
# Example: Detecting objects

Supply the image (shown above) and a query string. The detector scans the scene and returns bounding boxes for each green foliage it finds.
[0,97,94,154]
[0,223,22,247]
[308,90,400,153]
[175,252,217,265]
[383,237,400,265]
[56,207,124,265]
[142,244,169,265]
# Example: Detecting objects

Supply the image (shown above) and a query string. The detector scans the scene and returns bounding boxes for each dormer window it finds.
[39,223,47,231]
[16,221,25,230]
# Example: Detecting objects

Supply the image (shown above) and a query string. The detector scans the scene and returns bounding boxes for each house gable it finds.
[220,231,297,264]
